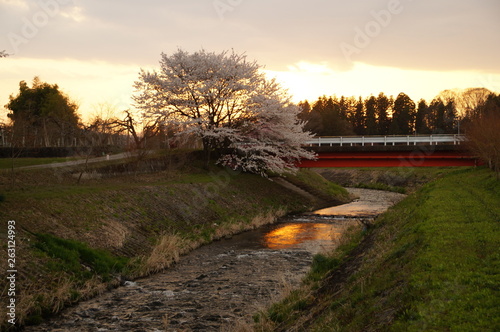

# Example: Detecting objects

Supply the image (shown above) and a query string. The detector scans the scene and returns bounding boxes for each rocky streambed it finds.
[26,188,405,331]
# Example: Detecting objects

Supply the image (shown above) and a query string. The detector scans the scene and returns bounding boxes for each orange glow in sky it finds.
[1,1,499,122]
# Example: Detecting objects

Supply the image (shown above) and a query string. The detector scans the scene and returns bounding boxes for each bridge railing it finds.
[305,134,466,147]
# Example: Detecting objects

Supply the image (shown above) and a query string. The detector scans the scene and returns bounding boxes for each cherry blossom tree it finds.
[133,49,315,174]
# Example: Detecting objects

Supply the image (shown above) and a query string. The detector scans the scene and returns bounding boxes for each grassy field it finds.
[256,167,499,331]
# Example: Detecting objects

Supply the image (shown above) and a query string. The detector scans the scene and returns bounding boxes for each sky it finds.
[1,0,499,122]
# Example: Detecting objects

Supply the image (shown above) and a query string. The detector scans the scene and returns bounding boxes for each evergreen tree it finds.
[304,96,354,136]
[338,95,351,119]
[443,99,457,133]
[352,97,365,135]
[6,77,80,147]
[329,96,354,136]
[307,96,327,135]
[297,100,311,122]
[428,99,445,133]
[322,97,337,136]
[364,96,378,135]
[390,93,415,135]
[415,99,431,134]
[375,92,392,135]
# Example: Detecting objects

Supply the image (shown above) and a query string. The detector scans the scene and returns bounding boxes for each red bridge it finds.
[299,135,480,168]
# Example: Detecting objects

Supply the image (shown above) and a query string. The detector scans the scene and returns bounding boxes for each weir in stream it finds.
[26,188,405,332]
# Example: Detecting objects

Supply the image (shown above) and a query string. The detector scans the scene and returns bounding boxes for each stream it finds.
[26,188,405,332]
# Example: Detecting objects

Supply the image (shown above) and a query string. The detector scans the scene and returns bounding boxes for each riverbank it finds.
[255,166,499,331]
[0,153,350,330]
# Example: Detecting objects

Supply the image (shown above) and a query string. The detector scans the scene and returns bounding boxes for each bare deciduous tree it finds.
[437,88,492,118]
[113,110,165,154]
[464,94,500,178]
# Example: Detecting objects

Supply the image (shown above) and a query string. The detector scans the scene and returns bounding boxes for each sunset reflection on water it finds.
[263,223,343,250]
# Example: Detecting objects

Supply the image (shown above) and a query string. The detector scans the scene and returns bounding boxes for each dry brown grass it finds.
[220,319,257,332]
[80,275,111,300]
[96,218,130,250]
[141,233,185,276]
[48,278,74,313]
[7,278,75,329]
[212,207,288,241]
[139,208,290,279]
[250,208,288,229]
[12,286,38,327]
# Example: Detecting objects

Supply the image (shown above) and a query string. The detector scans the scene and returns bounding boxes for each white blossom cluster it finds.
[133,49,315,175]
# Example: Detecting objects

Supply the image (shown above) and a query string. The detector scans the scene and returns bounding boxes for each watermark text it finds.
[8,0,75,54]
[6,220,17,326]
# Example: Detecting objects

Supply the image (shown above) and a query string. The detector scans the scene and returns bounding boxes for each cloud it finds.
[2,0,498,73]
[1,0,499,117]
[342,0,500,73]
[0,57,139,120]
[0,0,29,10]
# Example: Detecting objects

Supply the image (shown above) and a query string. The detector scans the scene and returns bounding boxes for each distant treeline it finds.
[298,88,500,136]
[0,77,195,153]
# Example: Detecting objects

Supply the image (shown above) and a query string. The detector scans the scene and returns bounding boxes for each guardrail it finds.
[306,134,466,147]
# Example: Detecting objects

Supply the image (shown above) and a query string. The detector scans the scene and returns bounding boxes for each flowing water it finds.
[27,188,405,332]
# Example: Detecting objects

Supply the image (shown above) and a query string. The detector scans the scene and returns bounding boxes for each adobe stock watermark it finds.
[213,0,244,20]
[6,220,17,326]
[340,0,412,64]
[7,0,75,54]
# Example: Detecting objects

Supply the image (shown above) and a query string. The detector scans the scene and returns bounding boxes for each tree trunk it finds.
[43,119,50,147]
[202,137,212,169]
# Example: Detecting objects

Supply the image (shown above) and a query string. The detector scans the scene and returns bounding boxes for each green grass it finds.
[353,181,406,194]
[257,167,500,331]
[0,157,80,169]
[287,168,351,201]
[0,163,230,202]
[388,168,500,331]
[33,233,129,282]
[339,166,456,178]
[170,172,216,184]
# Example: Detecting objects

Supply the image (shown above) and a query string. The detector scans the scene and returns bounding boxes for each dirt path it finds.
[18,152,140,170]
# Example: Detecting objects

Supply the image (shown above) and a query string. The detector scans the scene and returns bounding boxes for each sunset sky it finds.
[1,0,499,122]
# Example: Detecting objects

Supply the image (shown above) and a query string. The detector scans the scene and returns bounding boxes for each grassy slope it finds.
[316,167,457,194]
[257,167,499,331]
[0,156,349,329]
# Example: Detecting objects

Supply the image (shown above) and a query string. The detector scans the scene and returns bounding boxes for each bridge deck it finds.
[306,134,465,147]
[299,151,479,167]
[300,135,478,167]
